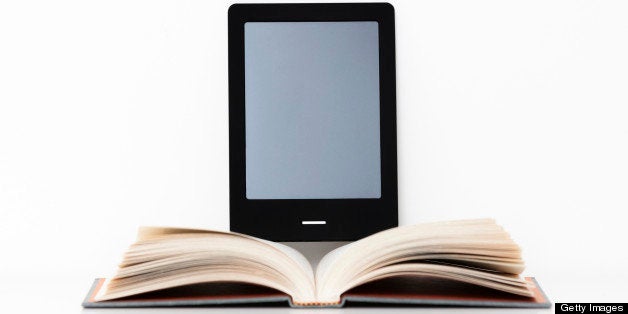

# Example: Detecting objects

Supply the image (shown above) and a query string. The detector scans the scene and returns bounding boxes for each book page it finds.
[315,219,531,303]
[97,227,318,304]
[259,240,315,286]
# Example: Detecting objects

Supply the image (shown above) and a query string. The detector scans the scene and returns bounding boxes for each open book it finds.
[83,219,549,308]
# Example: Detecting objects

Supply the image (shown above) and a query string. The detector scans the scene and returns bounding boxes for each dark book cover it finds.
[82,276,550,308]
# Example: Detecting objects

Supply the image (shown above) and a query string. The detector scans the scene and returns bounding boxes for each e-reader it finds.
[228,3,398,241]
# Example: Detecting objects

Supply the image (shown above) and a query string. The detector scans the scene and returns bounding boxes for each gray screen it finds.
[245,22,381,199]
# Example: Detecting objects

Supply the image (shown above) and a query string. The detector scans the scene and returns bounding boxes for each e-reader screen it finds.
[244,22,381,200]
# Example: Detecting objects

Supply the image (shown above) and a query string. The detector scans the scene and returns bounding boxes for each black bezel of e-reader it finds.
[228,3,398,241]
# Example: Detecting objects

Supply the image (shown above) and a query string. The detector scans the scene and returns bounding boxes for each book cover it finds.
[83,277,550,308]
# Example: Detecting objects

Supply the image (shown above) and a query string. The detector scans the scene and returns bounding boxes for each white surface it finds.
[1,0,628,312]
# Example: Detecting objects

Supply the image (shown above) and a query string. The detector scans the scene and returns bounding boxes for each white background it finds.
[1,0,627,312]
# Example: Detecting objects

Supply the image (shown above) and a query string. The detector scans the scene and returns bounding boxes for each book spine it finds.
[289,299,344,308]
